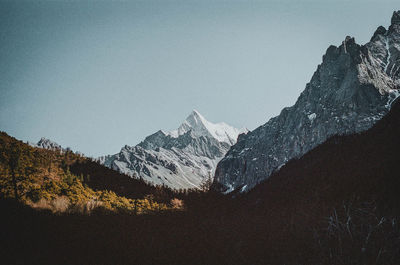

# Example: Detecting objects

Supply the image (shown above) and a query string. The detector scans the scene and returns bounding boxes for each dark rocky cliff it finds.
[214,11,400,192]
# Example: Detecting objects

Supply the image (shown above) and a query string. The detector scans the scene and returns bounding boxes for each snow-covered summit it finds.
[167,109,247,145]
[99,110,246,190]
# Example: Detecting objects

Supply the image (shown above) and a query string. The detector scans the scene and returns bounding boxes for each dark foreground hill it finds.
[1,100,400,264]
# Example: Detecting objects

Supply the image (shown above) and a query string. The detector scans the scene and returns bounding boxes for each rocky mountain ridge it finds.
[34,137,63,152]
[213,10,400,193]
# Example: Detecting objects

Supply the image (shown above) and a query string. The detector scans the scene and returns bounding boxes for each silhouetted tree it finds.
[9,144,21,200]
[199,172,213,192]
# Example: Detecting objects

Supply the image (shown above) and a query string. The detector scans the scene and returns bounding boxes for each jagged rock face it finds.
[36,137,63,151]
[98,110,246,190]
[34,137,80,155]
[213,11,400,193]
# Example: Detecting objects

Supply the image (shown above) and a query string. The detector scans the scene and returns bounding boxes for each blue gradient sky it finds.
[1,1,399,156]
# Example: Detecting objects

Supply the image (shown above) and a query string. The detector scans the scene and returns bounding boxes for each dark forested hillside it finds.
[240,99,400,264]
[0,132,180,213]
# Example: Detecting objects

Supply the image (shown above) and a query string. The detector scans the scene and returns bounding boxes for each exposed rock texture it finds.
[35,138,63,151]
[213,11,400,193]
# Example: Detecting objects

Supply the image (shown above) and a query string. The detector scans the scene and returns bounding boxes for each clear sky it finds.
[1,0,399,157]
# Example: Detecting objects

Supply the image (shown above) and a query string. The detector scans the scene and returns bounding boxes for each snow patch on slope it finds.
[308,113,317,121]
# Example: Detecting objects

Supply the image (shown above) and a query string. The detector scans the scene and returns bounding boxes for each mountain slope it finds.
[241,98,400,265]
[0,132,178,213]
[99,110,246,190]
[214,10,400,192]
[246,97,400,212]
[232,100,400,265]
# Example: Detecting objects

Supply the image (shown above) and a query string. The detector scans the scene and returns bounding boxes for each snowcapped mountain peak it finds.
[180,109,207,132]
[190,109,203,118]
[99,109,247,189]
[168,109,247,144]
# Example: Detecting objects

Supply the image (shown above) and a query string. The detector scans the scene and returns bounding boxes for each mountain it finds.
[35,137,63,151]
[99,110,246,190]
[213,10,400,193]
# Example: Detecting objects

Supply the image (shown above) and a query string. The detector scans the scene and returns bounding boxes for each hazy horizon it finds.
[1,0,399,157]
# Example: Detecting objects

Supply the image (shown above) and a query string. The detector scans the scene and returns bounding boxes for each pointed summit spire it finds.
[184,109,207,128]
[166,109,246,144]
[391,10,400,25]
[191,109,202,116]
